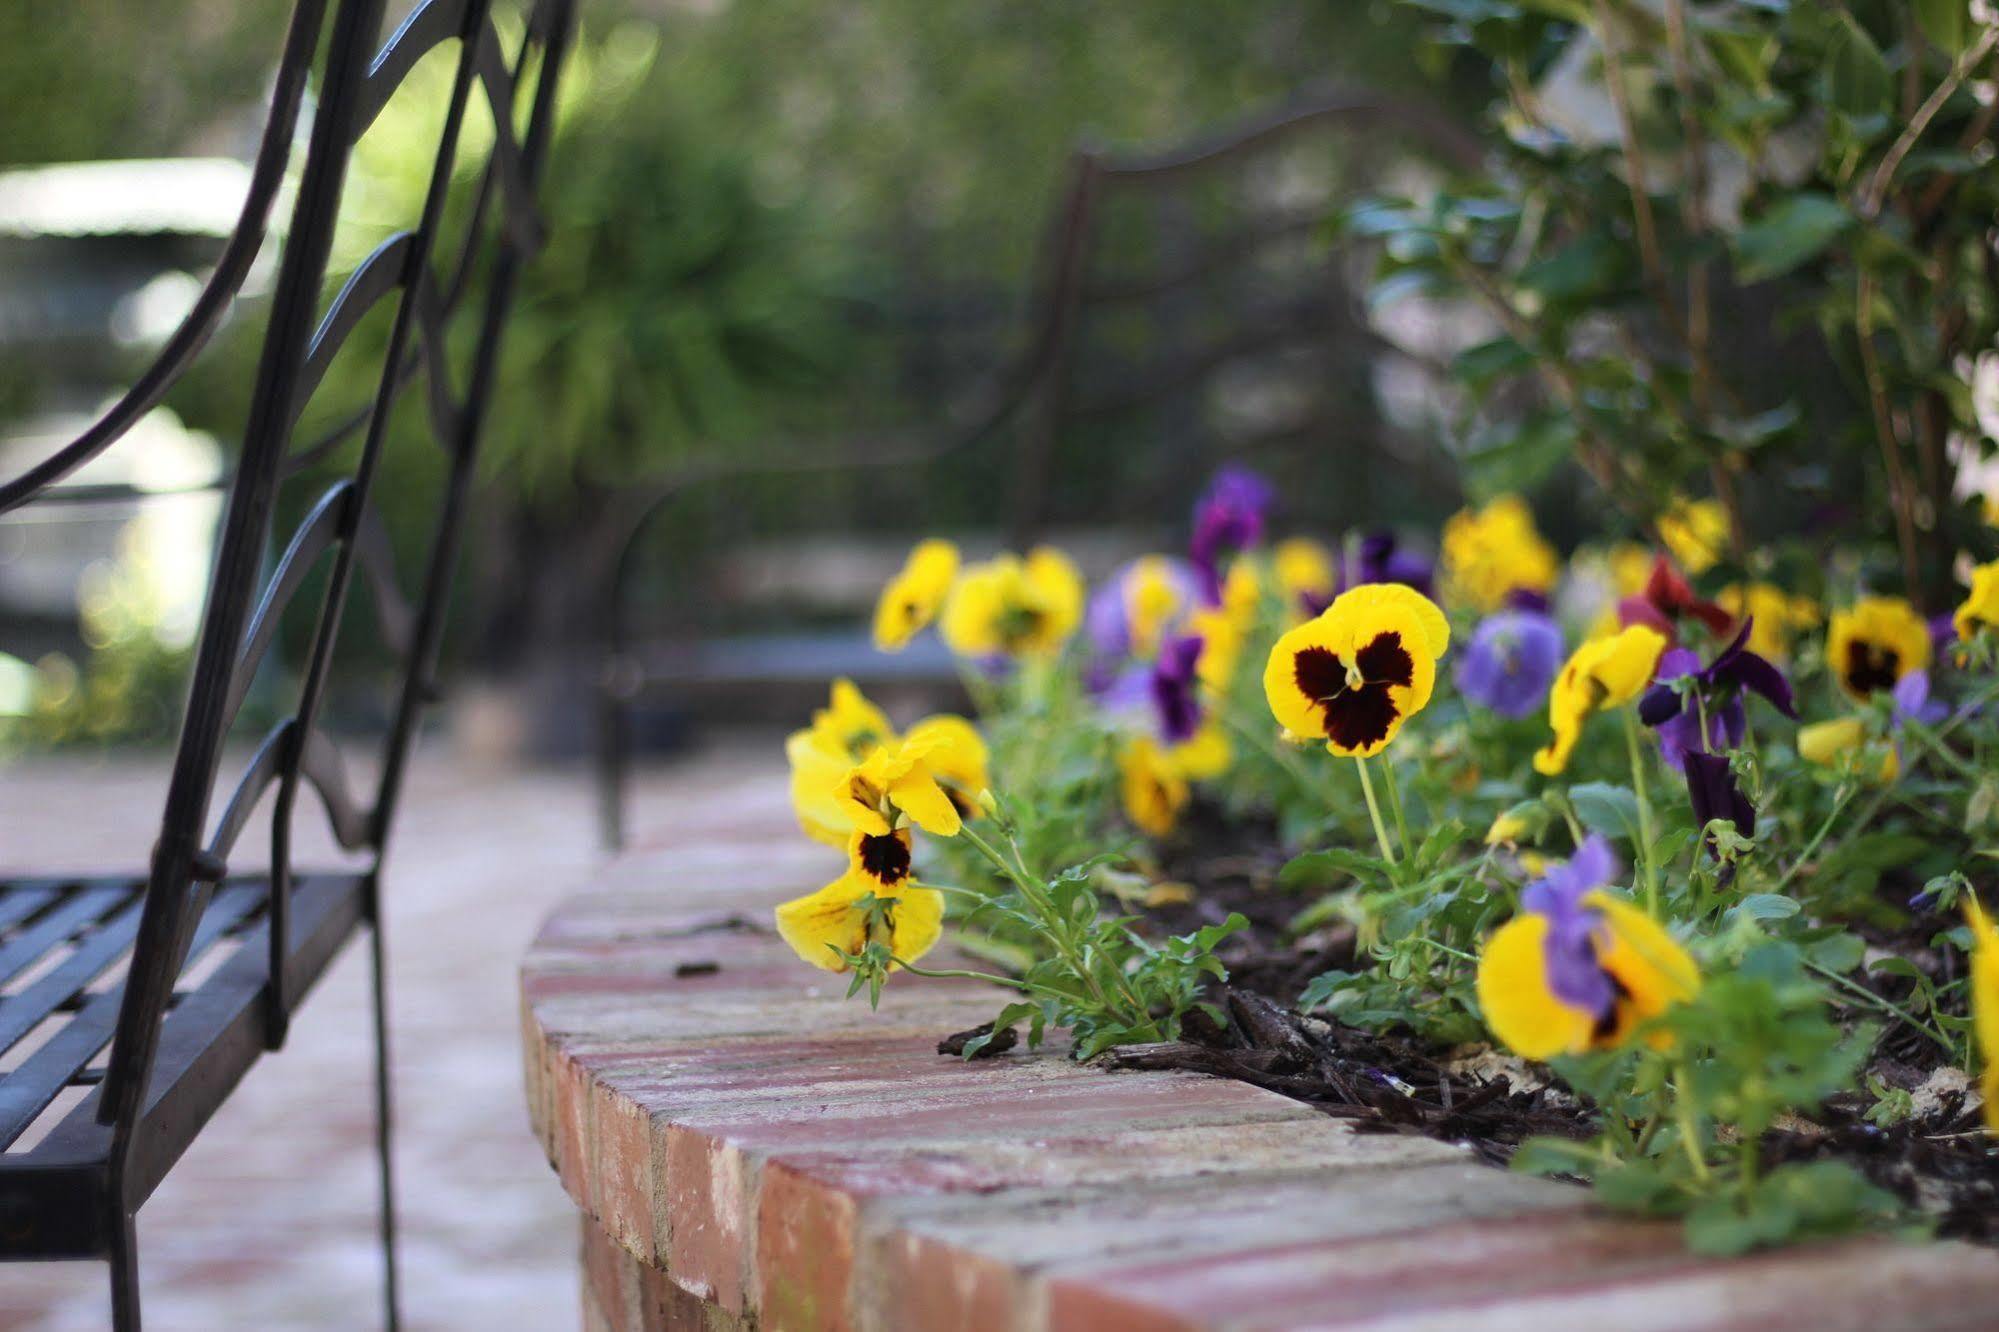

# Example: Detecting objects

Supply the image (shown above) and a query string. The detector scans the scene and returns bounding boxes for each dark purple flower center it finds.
[1293,632,1415,750]
[1843,640,1900,695]
[857,833,911,886]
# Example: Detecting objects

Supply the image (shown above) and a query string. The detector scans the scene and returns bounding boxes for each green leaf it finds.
[1461,415,1577,501]
[1736,893,1802,921]
[1824,14,1890,117]
[1915,0,1970,55]
[1570,783,1643,842]
[1732,194,1853,282]
[1278,847,1391,892]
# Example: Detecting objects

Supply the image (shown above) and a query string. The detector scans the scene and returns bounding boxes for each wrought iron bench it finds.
[591,84,1480,849]
[0,0,571,1327]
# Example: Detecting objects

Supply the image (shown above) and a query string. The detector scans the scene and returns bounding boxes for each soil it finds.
[953,797,1999,1243]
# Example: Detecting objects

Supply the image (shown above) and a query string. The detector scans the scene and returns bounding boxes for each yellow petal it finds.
[787,729,857,846]
[1658,497,1729,575]
[1325,582,1451,657]
[905,714,991,809]
[774,876,872,972]
[1476,914,1597,1060]
[889,886,947,966]
[888,766,962,837]
[1590,893,1700,1048]
[1955,560,1999,644]
[1171,723,1233,780]
[1967,897,1999,1102]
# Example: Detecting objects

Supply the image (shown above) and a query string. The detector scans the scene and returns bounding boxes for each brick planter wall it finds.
[522,775,1999,1331]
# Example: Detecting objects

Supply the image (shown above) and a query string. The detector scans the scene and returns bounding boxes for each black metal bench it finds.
[0,1,571,1327]
[591,84,1481,850]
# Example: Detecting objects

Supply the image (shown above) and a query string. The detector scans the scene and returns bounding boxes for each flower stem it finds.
[1354,755,1399,869]
[1803,958,1955,1055]
[1622,708,1660,914]
[1672,1063,1711,1184]
[1772,786,1853,896]
[1379,753,1416,865]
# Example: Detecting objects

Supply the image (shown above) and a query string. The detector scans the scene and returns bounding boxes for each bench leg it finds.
[109,1211,140,1332]
[369,918,402,1331]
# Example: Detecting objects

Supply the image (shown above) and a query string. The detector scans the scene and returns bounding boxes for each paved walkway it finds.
[0,734,780,1331]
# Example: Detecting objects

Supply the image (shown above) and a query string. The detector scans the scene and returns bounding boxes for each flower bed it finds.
[520,818,1999,1330]
[765,457,1999,1257]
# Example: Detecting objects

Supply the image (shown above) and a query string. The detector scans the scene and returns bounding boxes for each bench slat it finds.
[0,888,149,1054]
[0,883,62,935]
[0,882,261,1152]
[0,885,129,990]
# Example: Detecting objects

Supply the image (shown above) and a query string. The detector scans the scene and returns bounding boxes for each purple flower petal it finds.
[1190,467,1276,598]
[1521,836,1618,1020]
[1455,610,1564,719]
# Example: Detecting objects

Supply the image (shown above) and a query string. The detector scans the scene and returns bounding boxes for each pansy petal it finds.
[1476,915,1598,1061]
[774,877,871,972]
[1727,648,1799,719]
[888,886,947,967]
[890,769,963,837]
[1590,893,1701,1046]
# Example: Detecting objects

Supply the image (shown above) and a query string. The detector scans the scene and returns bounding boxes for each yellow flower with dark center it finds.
[1119,736,1189,836]
[1533,624,1667,776]
[1475,837,1700,1060]
[773,827,945,973]
[1955,561,1999,644]
[940,547,1083,659]
[1827,596,1929,700]
[838,734,970,838]
[1263,584,1450,758]
[1719,582,1820,662]
[1966,895,1999,1134]
[786,679,897,845]
[1274,537,1337,613]
[1658,497,1729,575]
[1440,495,1559,612]
[873,539,960,652]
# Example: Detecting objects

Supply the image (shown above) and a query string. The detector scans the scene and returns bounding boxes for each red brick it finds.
[756,1161,857,1332]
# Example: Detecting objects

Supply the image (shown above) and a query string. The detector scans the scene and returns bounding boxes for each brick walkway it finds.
[0,735,782,1331]
[524,804,1999,1331]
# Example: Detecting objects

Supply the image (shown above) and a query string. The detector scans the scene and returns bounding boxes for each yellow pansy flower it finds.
[940,547,1084,659]
[1440,495,1560,613]
[773,827,945,973]
[1827,596,1929,700]
[1263,584,1450,758]
[1719,582,1820,662]
[1657,497,1729,575]
[1533,624,1667,776]
[1966,895,1999,1134]
[1274,537,1338,614]
[1955,560,1999,643]
[838,734,972,838]
[873,539,960,652]
[1476,837,1699,1060]
[1119,736,1190,837]
[786,680,896,845]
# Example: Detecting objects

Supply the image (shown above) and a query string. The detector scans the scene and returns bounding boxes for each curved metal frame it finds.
[0,0,573,1326]
[592,82,1481,848]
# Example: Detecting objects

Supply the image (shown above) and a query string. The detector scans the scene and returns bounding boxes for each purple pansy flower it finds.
[1148,634,1205,744]
[1521,836,1620,1020]
[1455,610,1564,719]
[1638,617,1797,767]
[1344,530,1435,598]
[1190,466,1277,601]
[1683,751,1755,840]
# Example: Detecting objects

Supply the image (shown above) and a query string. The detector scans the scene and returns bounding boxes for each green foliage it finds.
[1353,0,1999,601]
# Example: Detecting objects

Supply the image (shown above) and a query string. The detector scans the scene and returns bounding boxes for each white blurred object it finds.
[0,159,249,239]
